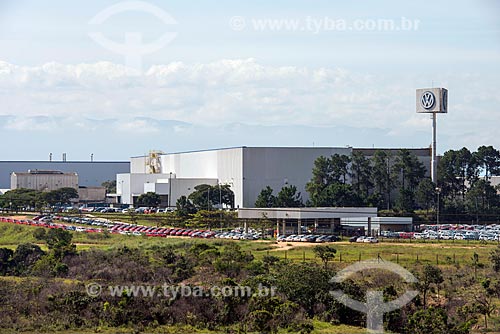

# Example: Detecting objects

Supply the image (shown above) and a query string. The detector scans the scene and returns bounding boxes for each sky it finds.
[0,0,499,161]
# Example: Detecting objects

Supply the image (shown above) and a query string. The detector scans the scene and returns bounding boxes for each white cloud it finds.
[0,58,498,152]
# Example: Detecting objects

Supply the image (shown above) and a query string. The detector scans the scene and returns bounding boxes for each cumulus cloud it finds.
[0,59,389,127]
[0,58,497,153]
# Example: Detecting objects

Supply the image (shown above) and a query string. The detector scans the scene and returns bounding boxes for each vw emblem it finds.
[420,91,435,110]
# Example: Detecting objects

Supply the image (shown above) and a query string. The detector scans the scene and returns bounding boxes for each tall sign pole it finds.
[432,112,437,183]
[416,88,448,184]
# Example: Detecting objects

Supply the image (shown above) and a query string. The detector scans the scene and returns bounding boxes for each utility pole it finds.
[168,172,172,209]
[436,187,441,224]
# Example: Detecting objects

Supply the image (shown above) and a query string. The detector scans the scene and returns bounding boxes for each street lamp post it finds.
[168,172,172,209]
[435,187,441,225]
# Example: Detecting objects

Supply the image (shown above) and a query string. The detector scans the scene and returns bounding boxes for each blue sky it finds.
[0,0,499,160]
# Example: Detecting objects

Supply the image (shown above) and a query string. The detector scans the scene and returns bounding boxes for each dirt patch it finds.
[269,241,322,251]
[9,216,29,220]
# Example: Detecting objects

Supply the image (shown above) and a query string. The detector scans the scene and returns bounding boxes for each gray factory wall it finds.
[0,161,130,188]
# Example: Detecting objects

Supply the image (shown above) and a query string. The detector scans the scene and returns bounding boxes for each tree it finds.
[418,265,444,309]
[306,154,353,207]
[406,307,471,334]
[0,248,13,275]
[101,180,117,193]
[10,243,45,275]
[306,155,334,206]
[465,179,499,217]
[275,185,303,207]
[330,154,351,184]
[313,245,336,269]
[475,279,496,329]
[188,184,235,210]
[392,150,426,212]
[395,188,415,212]
[213,243,254,277]
[372,150,397,210]
[489,245,500,272]
[176,195,197,217]
[275,263,331,317]
[392,149,426,192]
[136,192,161,207]
[455,147,479,199]
[0,188,44,211]
[416,178,436,213]
[44,228,76,260]
[322,183,362,207]
[350,151,373,200]
[43,187,79,207]
[474,145,500,180]
[255,186,277,208]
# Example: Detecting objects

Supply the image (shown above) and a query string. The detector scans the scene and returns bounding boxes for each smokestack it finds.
[91,153,94,162]
[49,153,52,162]
[62,153,67,162]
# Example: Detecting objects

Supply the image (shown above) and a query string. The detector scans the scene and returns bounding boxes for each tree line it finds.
[255,146,500,221]
[0,187,78,212]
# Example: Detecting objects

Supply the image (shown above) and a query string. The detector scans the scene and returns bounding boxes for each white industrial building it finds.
[117,146,431,209]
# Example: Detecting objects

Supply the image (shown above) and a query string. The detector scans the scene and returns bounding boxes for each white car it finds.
[356,236,366,243]
[363,237,379,243]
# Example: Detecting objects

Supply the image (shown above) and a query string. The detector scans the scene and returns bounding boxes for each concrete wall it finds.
[0,161,129,188]
[78,187,106,202]
[11,173,78,191]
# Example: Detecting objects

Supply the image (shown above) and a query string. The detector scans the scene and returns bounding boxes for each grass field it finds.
[1,220,497,270]
[0,322,369,334]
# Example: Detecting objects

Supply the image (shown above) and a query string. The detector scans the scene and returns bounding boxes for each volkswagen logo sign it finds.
[420,91,435,110]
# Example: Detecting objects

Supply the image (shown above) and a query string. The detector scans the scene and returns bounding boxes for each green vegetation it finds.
[188,184,235,210]
[0,187,78,212]
[253,147,500,223]
[255,185,304,208]
[136,191,161,207]
[0,220,499,332]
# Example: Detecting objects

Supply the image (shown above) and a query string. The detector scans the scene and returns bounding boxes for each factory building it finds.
[0,161,130,189]
[117,146,431,209]
[11,170,78,192]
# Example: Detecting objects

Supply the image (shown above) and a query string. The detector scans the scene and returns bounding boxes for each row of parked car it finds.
[0,216,102,233]
[212,228,264,240]
[277,234,341,243]
[109,223,217,239]
[378,224,500,241]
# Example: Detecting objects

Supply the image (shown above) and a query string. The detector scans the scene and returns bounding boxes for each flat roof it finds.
[238,207,377,220]
[132,146,431,158]
[0,161,128,163]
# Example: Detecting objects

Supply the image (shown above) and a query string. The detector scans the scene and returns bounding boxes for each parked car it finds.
[349,236,360,242]
[363,237,379,243]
